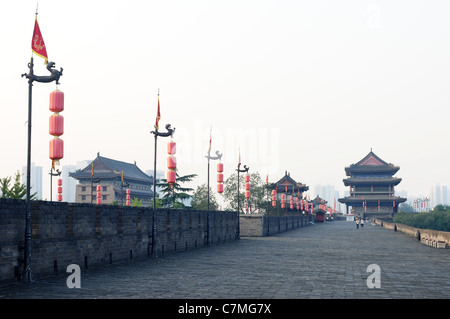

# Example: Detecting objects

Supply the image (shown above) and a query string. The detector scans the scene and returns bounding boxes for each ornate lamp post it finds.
[236,162,249,239]
[150,98,175,257]
[120,172,130,206]
[21,57,63,282]
[205,147,222,246]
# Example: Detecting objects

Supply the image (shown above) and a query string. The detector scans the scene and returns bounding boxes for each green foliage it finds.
[0,171,37,200]
[131,197,143,207]
[191,183,219,211]
[221,172,270,214]
[398,203,414,213]
[157,170,197,208]
[393,206,450,231]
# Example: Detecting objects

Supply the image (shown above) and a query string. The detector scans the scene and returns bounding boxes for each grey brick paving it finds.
[0,220,449,299]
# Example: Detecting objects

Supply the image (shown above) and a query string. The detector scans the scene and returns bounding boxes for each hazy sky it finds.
[1,0,450,201]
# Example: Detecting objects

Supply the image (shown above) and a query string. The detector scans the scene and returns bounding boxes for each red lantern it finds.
[167,155,177,169]
[217,162,223,173]
[167,141,176,155]
[272,190,276,196]
[217,183,224,194]
[217,173,223,183]
[167,169,176,184]
[49,113,64,136]
[49,138,64,162]
[245,174,250,183]
[245,183,250,191]
[272,201,276,207]
[49,90,64,112]
[245,191,250,199]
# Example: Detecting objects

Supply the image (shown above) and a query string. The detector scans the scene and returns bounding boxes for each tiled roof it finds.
[69,154,152,183]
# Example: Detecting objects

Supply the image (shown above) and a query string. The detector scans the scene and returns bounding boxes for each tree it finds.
[0,171,37,200]
[131,197,143,207]
[399,203,414,213]
[221,171,268,214]
[191,183,219,211]
[157,170,197,208]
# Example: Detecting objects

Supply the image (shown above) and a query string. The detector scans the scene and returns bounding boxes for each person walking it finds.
[356,218,359,229]
[360,219,364,229]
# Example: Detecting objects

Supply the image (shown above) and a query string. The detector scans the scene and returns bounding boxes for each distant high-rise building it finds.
[430,184,442,208]
[443,186,448,206]
[436,184,442,206]
[146,169,165,198]
[22,163,43,200]
[62,165,77,202]
[313,184,338,207]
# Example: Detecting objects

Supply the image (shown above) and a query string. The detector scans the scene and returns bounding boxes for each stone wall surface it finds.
[0,199,238,282]
[373,218,449,248]
[1,199,316,283]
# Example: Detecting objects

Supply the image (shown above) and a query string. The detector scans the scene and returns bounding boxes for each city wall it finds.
[240,214,312,237]
[0,198,238,282]
[0,199,313,283]
[373,218,449,248]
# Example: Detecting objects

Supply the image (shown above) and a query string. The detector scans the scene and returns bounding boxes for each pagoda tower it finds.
[338,150,406,218]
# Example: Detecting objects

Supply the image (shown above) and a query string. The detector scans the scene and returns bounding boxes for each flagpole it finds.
[205,127,221,246]
[21,55,34,283]
[21,9,63,282]
[150,91,174,257]
[236,153,249,239]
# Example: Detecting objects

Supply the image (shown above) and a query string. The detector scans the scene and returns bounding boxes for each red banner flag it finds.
[154,94,161,130]
[238,148,241,167]
[208,127,212,153]
[31,15,48,64]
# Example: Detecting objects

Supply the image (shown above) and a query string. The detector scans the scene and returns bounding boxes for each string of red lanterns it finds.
[96,185,102,205]
[57,178,63,202]
[126,188,131,206]
[271,189,276,207]
[217,162,224,194]
[49,89,64,201]
[244,174,251,213]
[167,140,176,185]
